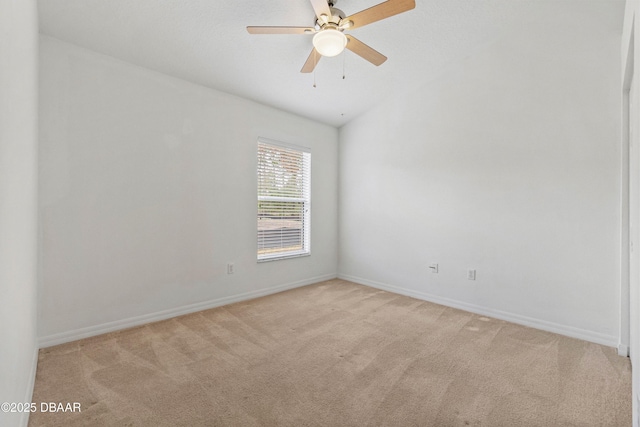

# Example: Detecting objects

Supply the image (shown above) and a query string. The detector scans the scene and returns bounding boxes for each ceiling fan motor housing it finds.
[316,5,346,30]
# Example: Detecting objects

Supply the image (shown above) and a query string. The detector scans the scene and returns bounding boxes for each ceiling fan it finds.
[247,0,416,73]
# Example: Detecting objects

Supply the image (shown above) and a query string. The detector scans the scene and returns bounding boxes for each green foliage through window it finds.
[257,139,311,261]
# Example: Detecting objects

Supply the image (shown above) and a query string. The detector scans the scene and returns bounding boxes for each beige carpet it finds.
[29,279,631,426]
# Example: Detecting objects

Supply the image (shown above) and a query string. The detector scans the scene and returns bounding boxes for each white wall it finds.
[623,0,636,76]
[622,0,639,423]
[0,0,39,426]
[38,36,338,345]
[339,2,623,346]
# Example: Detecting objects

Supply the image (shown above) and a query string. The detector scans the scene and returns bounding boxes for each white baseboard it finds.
[618,344,630,357]
[19,345,38,427]
[39,274,336,348]
[339,273,619,348]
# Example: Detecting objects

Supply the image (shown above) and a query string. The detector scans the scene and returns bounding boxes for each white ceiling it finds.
[38,0,624,127]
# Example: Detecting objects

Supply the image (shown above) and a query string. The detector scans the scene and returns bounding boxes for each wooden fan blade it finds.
[309,0,331,21]
[247,26,315,34]
[301,48,321,73]
[345,35,387,66]
[343,0,415,30]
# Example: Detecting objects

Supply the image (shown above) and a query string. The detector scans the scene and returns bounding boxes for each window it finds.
[257,138,311,261]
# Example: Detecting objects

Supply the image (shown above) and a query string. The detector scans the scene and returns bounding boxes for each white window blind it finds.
[257,138,311,261]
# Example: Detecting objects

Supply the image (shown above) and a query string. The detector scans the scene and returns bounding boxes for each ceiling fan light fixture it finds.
[312,29,347,57]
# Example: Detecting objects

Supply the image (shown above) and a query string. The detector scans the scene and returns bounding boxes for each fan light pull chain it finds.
[342,51,346,80]
[313,50,317,88]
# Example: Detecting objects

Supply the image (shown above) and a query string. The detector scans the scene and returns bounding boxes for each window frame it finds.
[256,137,311,262]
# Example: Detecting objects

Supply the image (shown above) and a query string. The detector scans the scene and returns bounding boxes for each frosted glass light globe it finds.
[313,29,347,57]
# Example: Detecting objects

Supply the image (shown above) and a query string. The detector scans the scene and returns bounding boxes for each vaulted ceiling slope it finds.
[38,0,624,127]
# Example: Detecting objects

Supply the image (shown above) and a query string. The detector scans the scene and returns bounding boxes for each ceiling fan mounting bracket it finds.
[316,6,346,29]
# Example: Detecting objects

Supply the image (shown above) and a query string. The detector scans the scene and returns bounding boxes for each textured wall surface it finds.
[621,0,639,423]
[339,1,622,346]
[38,36,338,343]
[0,0,39,426]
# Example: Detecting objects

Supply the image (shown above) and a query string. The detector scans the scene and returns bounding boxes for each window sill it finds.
[257,251,311,263]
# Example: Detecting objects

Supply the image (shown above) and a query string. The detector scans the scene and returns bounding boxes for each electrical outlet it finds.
[429,263,439,273]
[227,263,235,274]
[467,269,476,280]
